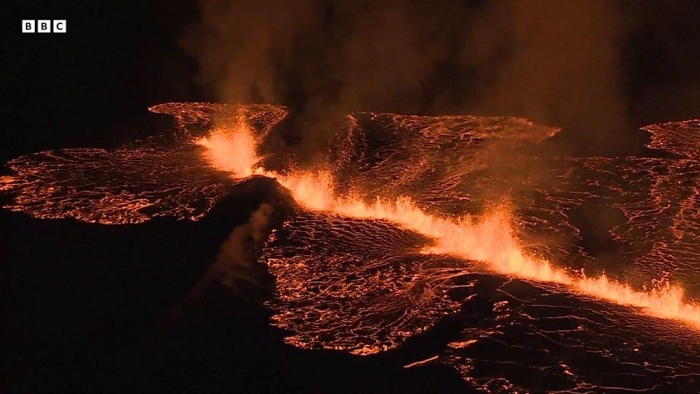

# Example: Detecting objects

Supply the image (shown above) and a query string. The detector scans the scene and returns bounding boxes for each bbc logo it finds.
[22,20,67,33]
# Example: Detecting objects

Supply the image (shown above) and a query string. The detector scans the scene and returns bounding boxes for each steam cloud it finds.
[182,0,639,157]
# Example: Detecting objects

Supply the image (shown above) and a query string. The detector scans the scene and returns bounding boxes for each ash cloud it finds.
[182,0,635,157]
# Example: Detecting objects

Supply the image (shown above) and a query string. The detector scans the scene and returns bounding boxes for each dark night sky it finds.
[2,1,203,161]
[2,1,700,392]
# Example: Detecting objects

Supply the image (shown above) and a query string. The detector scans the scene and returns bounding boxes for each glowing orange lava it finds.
[0,176,16,191]
[195,120,266,177]
[198,119,700,330]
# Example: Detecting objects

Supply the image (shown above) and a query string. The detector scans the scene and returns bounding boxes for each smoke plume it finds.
[182,0,633,157]
[168,201,276,322]
[214,202,275,296]
[464,1,631,154]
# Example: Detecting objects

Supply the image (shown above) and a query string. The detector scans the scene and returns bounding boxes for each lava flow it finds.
[4,102,700,391]
[0,103,287,224]
[197,113,700,332]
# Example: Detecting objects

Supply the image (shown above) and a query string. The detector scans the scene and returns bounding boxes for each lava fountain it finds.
[200,115,700,331]
[196,122,266,178]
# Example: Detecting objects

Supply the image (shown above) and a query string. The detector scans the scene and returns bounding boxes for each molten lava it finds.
[4,102,700,391]
[197,113,700,332]
[196,122,264,177]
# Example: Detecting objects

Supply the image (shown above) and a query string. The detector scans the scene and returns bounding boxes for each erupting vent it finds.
[3,102,700,392]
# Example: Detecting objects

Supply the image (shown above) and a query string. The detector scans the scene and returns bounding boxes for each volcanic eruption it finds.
[3,102,700,391]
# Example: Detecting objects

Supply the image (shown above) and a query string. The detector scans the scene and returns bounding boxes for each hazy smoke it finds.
[182,0,633,156]
[214,202,274,295]
[464,1,630,154]
[168,202,276,321]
